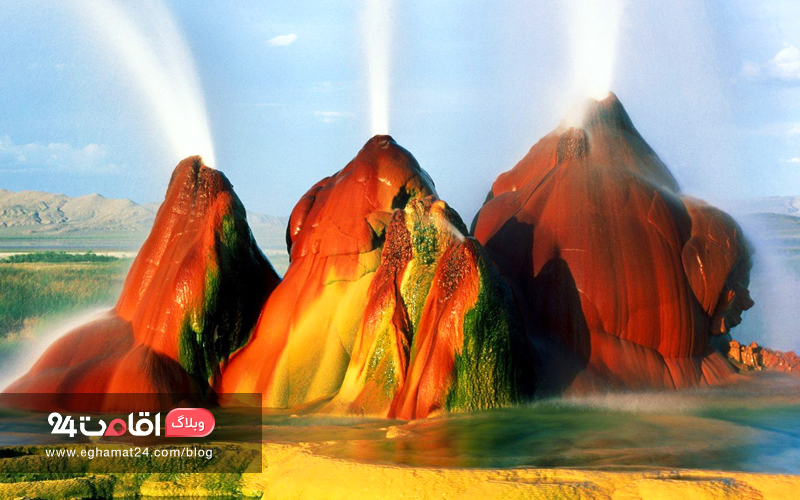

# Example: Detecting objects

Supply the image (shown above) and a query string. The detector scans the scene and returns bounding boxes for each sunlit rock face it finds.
[329,197,531,418]
[681,197,754,336]
[5,157,278,406]
[472,93,753,393]
[220,136,532,417]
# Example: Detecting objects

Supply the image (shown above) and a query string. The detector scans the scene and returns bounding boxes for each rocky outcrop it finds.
[7,98,757,413]
[5,157,279,408]
[328,197,531,418]
[728,339,800,373]
[681,198,754,336]
[219,136,437,408]
[472,93,753,393]
[220,136,531,417]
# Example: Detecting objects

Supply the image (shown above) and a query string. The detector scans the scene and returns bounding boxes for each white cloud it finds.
[767,45,800,81]
[0,136,115,172]
[780,157,800,164]
[754,122,800,137]
[742,45,800,84]
[268,34,297,47]
[314,111,353,124]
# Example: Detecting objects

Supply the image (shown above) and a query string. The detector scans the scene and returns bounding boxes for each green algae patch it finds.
[363,315,404,397]
[400,200,467,350]
[446,253,526,412]
[411,219,439,265]
[400,260,436,339]
[178,206,274,388]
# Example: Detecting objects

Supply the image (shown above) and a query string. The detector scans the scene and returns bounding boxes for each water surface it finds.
[260,372,800,474]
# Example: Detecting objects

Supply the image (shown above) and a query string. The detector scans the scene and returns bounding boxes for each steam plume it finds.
[362,0,394,135]
[71,0,216,166]
[566,0,624,101]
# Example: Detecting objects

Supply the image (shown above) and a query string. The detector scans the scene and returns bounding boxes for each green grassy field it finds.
[0,251,120,264]
[0,255,131,365]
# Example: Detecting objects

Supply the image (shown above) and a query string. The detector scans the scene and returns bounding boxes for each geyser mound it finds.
[4,99,756,415]
[472,92,753,393]
[221,136,533,418]
[5,157,279,409]
[5,138,532,418]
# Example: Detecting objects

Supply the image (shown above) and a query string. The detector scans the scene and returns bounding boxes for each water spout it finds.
[71,0,216,166]
[566,0,624,102]
[362,0,394,135]
[0,308,108,391]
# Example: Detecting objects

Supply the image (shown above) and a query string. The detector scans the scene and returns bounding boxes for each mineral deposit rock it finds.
[329,197,531,418]
[220,137,532,416]
[472,93,753,393]
[5,157,278,408]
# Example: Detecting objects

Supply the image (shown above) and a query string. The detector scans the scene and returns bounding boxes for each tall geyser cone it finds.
[5,157,280,410]
[220,136,533,417]
[472,92,753,393]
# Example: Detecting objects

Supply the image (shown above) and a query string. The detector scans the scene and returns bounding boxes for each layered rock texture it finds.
[5,157,279,407]
[220,136,531,418]
[329,197,530,418]
[728,339,800,373]
[472,93,753,393]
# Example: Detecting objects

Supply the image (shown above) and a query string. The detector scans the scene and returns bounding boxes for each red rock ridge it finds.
[219,136,438,407]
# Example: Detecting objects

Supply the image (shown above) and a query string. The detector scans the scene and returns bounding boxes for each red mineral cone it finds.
[220,137,533,417]
[5,157,279,410]
[472,93,753,393]
[219,136,438,407]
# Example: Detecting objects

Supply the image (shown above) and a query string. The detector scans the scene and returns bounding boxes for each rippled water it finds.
[260,372,800,474]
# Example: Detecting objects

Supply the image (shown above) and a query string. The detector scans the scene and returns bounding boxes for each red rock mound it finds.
[219,136,437,407]
[220,137,532,417]
[328,197,531,419]
[5,157,278,409]
[472,93,753,393]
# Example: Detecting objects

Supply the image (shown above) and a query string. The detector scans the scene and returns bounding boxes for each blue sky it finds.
[2,0,800,220]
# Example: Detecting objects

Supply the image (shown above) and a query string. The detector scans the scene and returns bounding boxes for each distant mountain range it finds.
[2,189,800,252]
[0,189,287,250]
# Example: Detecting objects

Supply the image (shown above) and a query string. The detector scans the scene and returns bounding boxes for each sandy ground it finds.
[240,443,800,500]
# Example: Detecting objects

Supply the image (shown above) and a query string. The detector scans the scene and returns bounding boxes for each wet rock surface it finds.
[5,157,279,409]
[472,93,754,393]
[221,137,531,417]
[4,109,759,413]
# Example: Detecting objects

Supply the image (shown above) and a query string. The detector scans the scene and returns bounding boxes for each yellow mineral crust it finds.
[242,443,800,500]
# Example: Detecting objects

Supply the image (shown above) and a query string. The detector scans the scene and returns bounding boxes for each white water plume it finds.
[730,214,800,353]
[71,0,216,166]
[0,308,108,391]
[362,0,394,135]
[566,0,624,101]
